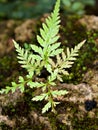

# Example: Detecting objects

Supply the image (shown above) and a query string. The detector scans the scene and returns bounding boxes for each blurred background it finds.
[0,0,97,20]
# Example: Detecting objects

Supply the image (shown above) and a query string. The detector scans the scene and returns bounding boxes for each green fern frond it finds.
[0,84,17,94]
[37,0,60,47]
[65,40,85,61]
[36,0,62,62]
[27,81,45,89]
[61,40,86,68]
[49,40,85,81]
[42,101,52,113]
[29,0,62,73]
[0,75,26,94]
[13,40,42,76]
[0,0,86,114]
[32,93,47,101]
[52,90,68,97]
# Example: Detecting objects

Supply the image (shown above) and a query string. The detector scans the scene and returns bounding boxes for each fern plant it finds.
[0,0,85,113]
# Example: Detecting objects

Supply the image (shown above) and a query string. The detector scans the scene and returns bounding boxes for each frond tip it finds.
[37,0,61,47]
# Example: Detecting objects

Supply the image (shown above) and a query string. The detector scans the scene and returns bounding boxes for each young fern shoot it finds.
[0,0,85,113]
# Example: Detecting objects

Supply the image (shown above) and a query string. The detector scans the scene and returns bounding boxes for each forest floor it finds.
[0,14,98,130]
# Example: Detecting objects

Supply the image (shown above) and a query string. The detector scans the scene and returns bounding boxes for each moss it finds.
[0,15,98,129]
[47,113,57,130]
[72,117,98,130]
[60,15,98,84]
[0,123,12,130]
[0,51,27,88]
[69,102,98,130]
[57,124,68,130]
[0,122,44,130]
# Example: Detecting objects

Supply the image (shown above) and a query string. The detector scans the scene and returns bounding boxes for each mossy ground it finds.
[60,15,98,84]
[0,15,98,130]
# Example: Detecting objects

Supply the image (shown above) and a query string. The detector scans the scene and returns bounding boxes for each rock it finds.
[0,89,23,107]
[83,69,98,100]
[29,110,52,130]
[0,89,23,128]
[57,113,73,130]
[0,115,15,128]
[0,20,16,57]
[15,19,37,42]
[78,15,98,31]
[57,113,72,125]
[56,83,93,103]
[0,19,38,57]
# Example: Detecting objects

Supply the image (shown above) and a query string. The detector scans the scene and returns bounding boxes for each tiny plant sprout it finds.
[0,0,85,113]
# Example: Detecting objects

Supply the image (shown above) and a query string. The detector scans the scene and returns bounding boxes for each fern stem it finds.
[46,84,56,113]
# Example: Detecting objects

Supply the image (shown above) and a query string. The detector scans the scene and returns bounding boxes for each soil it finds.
[0,14,98,130]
